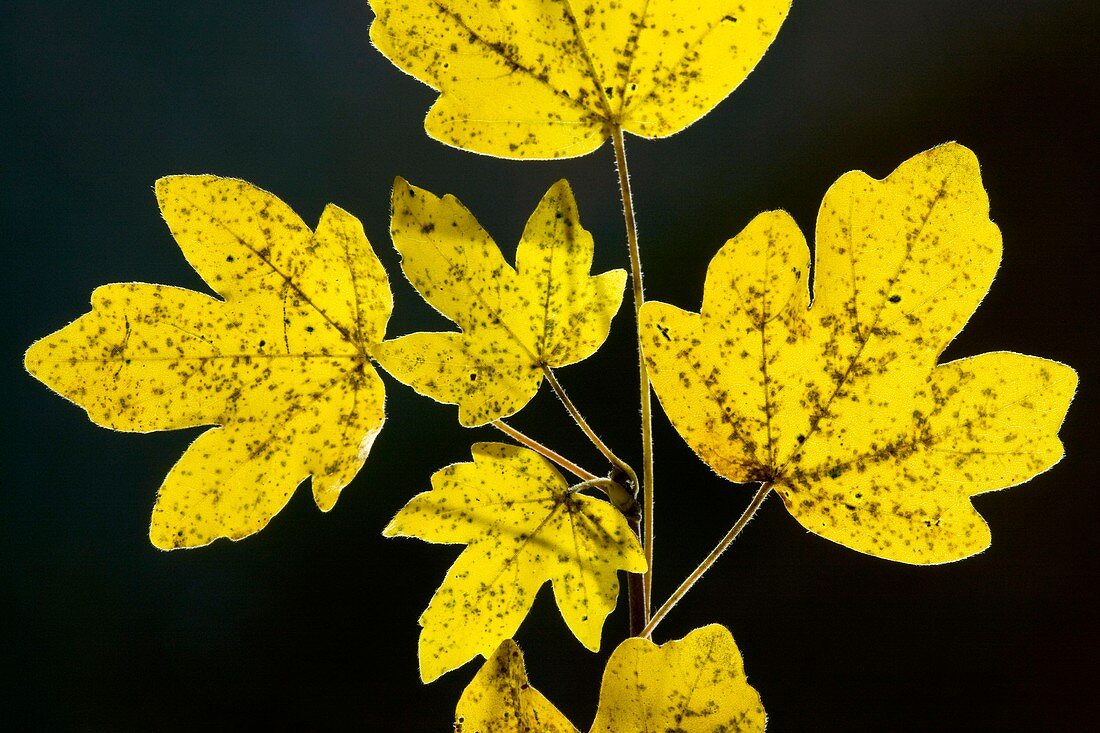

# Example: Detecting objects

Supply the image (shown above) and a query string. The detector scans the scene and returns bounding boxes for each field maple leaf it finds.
[25,176,391,549]
[374,178,626,426]
[640,143,1077,564]
[384,442,646,682]
[456,625,765,732]
[368,0,792,158]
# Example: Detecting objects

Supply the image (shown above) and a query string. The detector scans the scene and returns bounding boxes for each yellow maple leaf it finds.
[590,624,765,732]
[384,442,646,682]
[374,178,626,427]
[640,143,1077,564]
[454,639,579,733]
[25,176,391,549]
[456,625,764,732]
[368,0,792,159]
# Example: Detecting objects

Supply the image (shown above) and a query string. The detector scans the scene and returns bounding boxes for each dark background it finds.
[3,1,1098,730]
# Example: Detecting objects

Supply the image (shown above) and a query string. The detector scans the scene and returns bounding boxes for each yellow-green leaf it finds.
[368,0,792,159]
[374,178,626,427]
[640,143,1077,564]
[455,639,579,733]
[455,626,764,732]
[25,176,391,549]
[384,442,646,682]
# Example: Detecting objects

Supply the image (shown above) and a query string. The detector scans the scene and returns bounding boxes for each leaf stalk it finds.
[611,124,655,624]
[541,366,639,495]
[641,482,774,639]
[491,419,597,481]
[625,514,648,638]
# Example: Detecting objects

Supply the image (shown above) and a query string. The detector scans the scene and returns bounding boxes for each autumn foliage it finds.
[24,1,1075,730]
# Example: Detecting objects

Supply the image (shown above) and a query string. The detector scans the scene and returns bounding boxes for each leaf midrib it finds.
[425,0,607,122]
[401,205,543,365]
[776,165,962,477]
[180,192,368,356]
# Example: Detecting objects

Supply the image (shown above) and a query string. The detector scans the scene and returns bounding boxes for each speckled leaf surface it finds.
[455,639,579,733]
[640,143,1077,564]
[368,0,791,158]
[374,178,625,426]
[384,442,646,682]
[25,176,391,549]
[455,626,762,732]
[591,624,765,732]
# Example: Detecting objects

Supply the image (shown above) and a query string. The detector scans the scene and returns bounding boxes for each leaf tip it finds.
[928,139,975,159]
[457,406,497,429]
[311,483,342,513]
[577,627,602,653]
[153,174,199,206]
[148,515,188,552]
[23,335,46,378]
[148,531,174,552]
[152,174,176,197]
[547,177,575,201]
[391,175,413,203]
[905,141,985,187]
[317,201,352,223]
[417,645,448,684]
[627,548,649,575]
[381,516,401,538]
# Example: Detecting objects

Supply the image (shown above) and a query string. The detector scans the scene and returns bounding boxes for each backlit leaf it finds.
[384,442,646,682]
[456,626,764,732]
[591,624,765,732]
[368,0,792,158]
[640,143,1077,564]
[25,176,391,549]
[374,178,626,426]
[455,639,579,733]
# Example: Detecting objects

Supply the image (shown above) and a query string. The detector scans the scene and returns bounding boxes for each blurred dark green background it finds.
[3,1,1098,730]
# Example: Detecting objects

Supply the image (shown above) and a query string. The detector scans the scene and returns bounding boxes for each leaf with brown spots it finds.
[367,0,792,159]
[374,178,626,427]
[591,624,765,732]
[384,442,646,682]
[640,143,1077,564]
[24,176,391,549]
[454,639,579,733]
[455,626,764,732]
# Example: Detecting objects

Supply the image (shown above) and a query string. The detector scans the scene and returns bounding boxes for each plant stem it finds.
[541,366,639,517]
[611,123,655,619]
[566,477,623,496]
[626,514,647,638]
[491,419,597,481]
[541,366,638,489]
[641,482,774,639]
